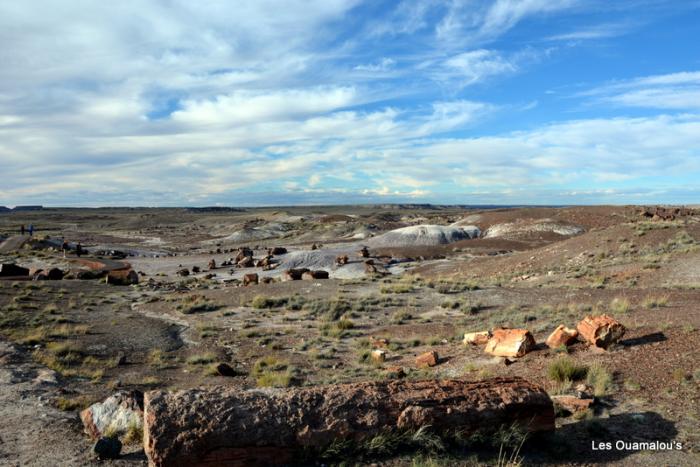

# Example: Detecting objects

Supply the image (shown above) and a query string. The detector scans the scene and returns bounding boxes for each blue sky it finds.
[1,0,700,207]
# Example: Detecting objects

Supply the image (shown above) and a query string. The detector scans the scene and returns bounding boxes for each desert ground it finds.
[0,204,698,466]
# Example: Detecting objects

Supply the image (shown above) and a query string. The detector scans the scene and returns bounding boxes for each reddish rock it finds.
[268,247,287,256]
[484,328,535,358]
[545,325,579,349]
[106,268,139,286]
[370,337,389,348]
[576,315,625,349]
[335,255,349,265]
[551,395,594,415]
[260,276,274,284]
[301,270,329,280]
[371,349,386,363]
[281,268,309,281]
[243,273,258,286]
[415,350,439,368]
[237,256,254,268]
[208,259,216,270]
[463,331,491,346]
[143,378,554,466]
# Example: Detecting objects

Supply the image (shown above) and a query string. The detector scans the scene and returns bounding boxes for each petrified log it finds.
[144,377,554,467]
[576,315,625,349]
[463,331,491,346]
[0,263,29,277]
[105,268,139,285]
[484,328,536,358]
[281,268,309,281]
[545,325,578,349]
[242,273,258,286]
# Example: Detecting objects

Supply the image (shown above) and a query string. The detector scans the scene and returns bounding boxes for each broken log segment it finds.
[144,377,554,467]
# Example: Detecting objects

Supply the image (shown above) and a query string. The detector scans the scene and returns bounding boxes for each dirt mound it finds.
[367,225,480,248]
[484,219,584,240]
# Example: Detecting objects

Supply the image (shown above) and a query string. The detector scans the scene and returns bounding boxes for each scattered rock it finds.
[545,325,578,349]
[384,366,405,379]
[282,268,309,281]
[0,263,29,277]
[576,315,625,349]
[370,337,389,348]
[358,246,370,258]
[176,268,190,277]
[93,436,122,460]
[268,247,287,255]
[551,395,594,415]
[243,273,259,286]
[301,270,329,280]
[335,255,349,265]
[463,331,491,346]
[371,349,387,363]
[80,390,144,440]
[484,328,536,358]
[208,259,216,270]
[105,268,139,286]
[415,350,439,368]
[214,363,238,377]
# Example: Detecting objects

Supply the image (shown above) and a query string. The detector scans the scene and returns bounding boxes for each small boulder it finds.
[301,270,330,280]
[208,259,216,270]
[0,263,29,277]
[214,363,238,377]
[484,328,535,358]
[551,395,594,416]
[106,269,139,286]
[93,436,122,460]
[268,247,287,255]
[80,390,144,440]
[576,315,625,349]
[545,325,579,349]
[371,349,387,364]
[282,268,309,281]
[415,351,439,368]
[370,337,389,348]
[176,268,190,277]
[463,331,491,346]
[45,267,64,280]
[243,273,258,286]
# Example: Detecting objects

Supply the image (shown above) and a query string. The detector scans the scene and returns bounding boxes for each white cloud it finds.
[583,70,700,110]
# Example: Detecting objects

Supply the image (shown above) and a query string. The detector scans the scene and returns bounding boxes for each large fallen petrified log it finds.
[144,377,554,467]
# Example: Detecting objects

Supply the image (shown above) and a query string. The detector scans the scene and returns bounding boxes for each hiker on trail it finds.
[20,225,24,235]
[28,224,34,236]
[62,239,69,258]
[76,242,83,258]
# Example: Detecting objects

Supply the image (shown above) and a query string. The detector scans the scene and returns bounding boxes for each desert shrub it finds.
[252,356,295,387]
[177,294,220,314]
[609,297,630,314]
[186,353,216,365]
[251,295,288,309]
[641,294,669,309]
[547,357,588,383]
[586,363,613,396]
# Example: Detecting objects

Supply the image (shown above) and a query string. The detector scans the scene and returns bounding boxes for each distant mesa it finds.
[0,206,9,213]
[9,205,43,211]
[185,207,246,213]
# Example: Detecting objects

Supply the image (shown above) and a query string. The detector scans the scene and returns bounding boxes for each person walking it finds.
[28,224,34,237]
[62,239,69,258]
[20,225,25,235]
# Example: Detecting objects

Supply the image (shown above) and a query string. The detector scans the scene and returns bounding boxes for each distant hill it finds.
[0,206,9,212]
[12,205,43,211]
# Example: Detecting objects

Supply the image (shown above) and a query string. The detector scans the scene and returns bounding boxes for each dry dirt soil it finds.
[0,205,698,466]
